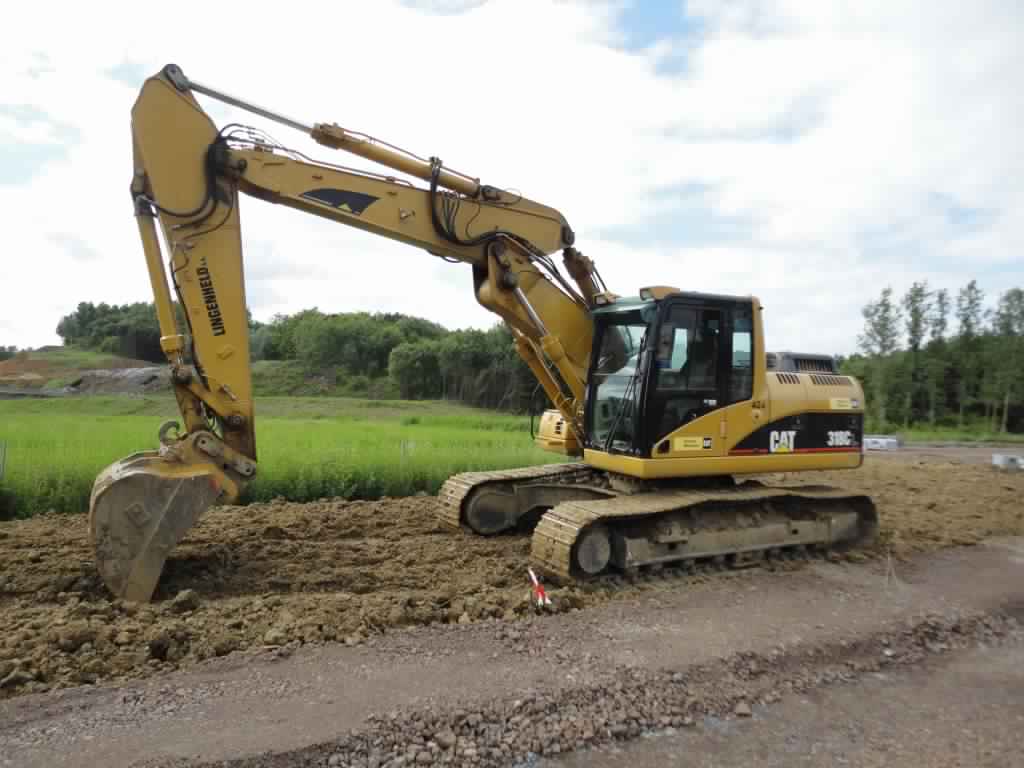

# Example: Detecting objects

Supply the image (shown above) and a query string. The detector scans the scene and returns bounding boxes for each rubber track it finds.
[435,462,589,530]
[530,484,875,581]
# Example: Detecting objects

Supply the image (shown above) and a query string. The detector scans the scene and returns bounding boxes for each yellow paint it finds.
[132,76,255,459]
[534,409,580,455]
[830,397,853,409]
[584,447,863,479]
[129,66,596,463]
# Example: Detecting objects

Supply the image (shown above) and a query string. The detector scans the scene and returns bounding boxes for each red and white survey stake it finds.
[528,567,551,608]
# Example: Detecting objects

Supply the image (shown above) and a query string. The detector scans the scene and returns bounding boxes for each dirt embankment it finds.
[0,348,165,397]
[0,454,1021,700]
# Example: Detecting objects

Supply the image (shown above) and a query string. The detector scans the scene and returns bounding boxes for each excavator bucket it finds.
[89,450,226,603]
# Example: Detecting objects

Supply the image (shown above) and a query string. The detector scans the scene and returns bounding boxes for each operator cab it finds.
[584,290,756,457]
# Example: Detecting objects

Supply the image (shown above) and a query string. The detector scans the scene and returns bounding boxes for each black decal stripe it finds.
[300,188,380,215]
[730,411,863,455]
[730,446,860,455]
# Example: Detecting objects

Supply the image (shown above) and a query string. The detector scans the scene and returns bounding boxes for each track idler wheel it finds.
[463,486,520,535]
[573,524,612,576]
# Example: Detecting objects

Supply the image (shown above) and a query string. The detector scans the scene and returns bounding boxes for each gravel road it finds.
[2,536,1022,768]
[544,638,1024,768]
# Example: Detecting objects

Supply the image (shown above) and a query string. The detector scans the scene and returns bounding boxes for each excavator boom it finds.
[91,64,603,601]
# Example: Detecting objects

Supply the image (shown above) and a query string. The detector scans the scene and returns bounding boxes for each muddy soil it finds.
[0,453,1021,700]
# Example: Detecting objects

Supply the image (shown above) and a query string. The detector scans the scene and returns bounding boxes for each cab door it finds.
[643,297,734,457]
[720,301,761,451]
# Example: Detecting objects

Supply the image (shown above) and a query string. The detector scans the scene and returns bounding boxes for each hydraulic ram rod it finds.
[161,64,480,197]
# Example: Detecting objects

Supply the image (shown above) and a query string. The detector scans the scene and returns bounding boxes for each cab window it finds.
[649,306,722,439]
[647,300,754,445]
[589,316,648,452]
[730,305,753,403]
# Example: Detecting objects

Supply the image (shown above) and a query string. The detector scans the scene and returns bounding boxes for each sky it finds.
[1,0,1021,356]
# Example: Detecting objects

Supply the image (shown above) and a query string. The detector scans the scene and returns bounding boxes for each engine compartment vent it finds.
[794,358,836,373]
[768,351,838,374]
[774,372,801,385]
[809,374,852,387]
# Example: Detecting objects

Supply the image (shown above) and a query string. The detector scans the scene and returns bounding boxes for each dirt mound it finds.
[63,367,170,394]
[0,352,151,377]
[0,455,1021,699]
[0,350,161,396]
[0,357,57,376]
[0,372,45,386]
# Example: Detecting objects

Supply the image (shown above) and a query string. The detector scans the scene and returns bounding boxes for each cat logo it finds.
[769,430,797,453]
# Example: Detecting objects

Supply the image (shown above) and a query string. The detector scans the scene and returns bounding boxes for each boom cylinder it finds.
[162,64,480,197]
[135,201,185,358]
[309,124,480,197]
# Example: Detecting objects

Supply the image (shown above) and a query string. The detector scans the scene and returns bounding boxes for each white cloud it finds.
[0,0,1021,359]
[0,111,67,145]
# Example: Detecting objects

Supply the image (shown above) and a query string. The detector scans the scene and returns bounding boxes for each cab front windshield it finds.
[589,314,648,452]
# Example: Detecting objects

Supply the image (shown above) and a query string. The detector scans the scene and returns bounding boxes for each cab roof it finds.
[592,291,757,316]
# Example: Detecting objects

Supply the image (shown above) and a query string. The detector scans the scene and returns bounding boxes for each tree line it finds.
[55,301,183,362]
[52,302,542,412]
[842,280,1023,433]
[251,308,540,410]
[40,281,1024,432]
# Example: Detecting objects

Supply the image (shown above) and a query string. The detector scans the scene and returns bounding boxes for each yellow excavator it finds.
[90,63,877,602]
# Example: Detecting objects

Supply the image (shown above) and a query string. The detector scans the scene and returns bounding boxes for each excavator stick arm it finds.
[91,63,603,601]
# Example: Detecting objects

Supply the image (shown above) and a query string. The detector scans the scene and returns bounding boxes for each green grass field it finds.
[0,396,562,519]
[4,388,1021,521]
